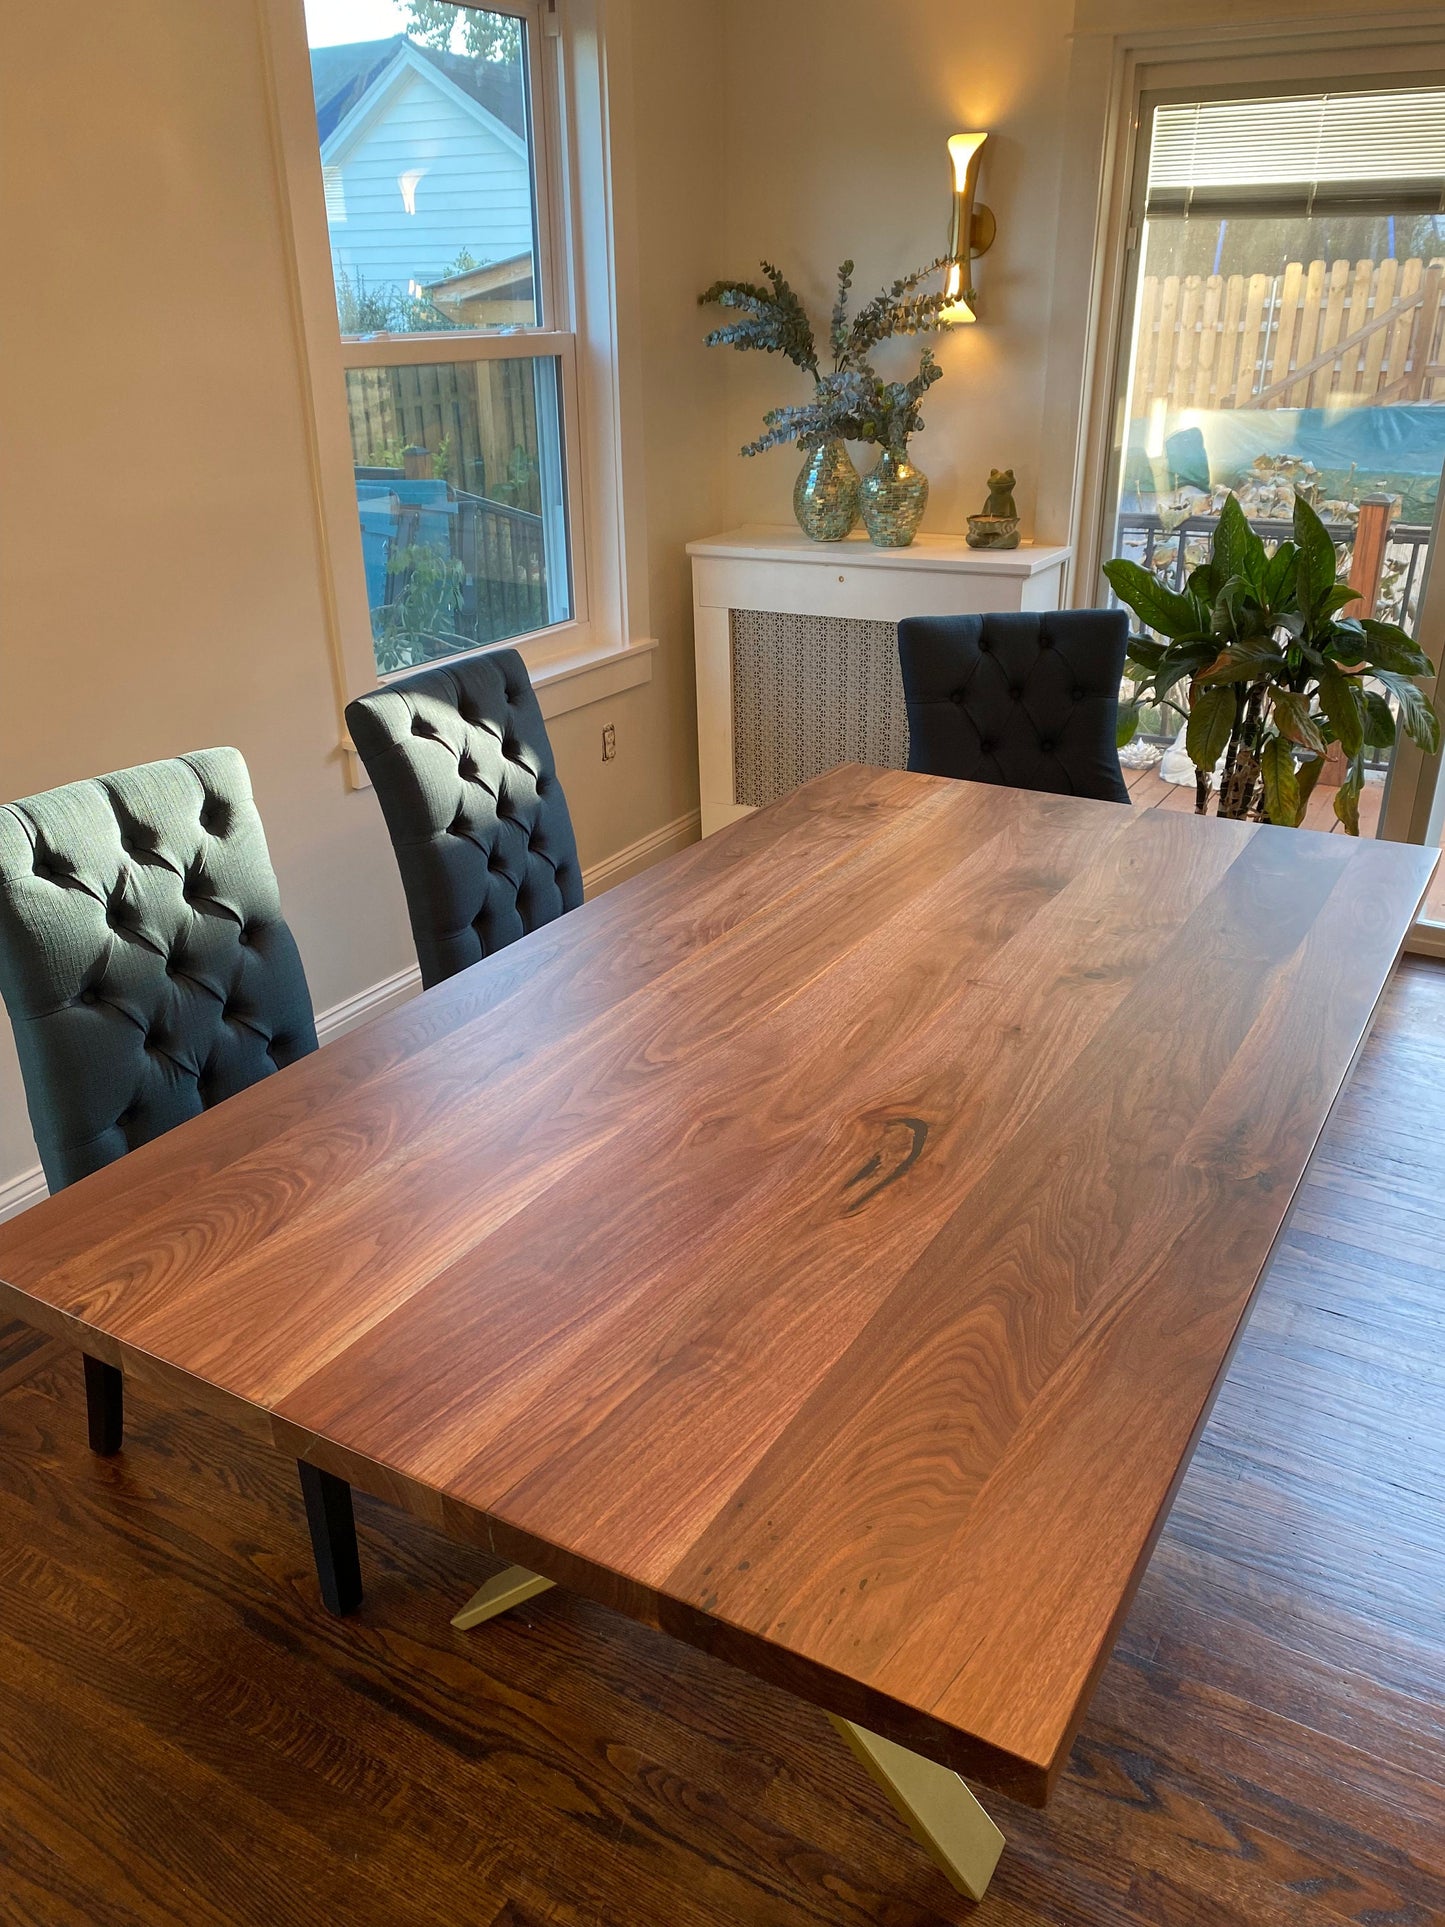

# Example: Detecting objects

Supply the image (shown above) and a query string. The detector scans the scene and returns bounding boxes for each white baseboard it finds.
[0,809,702,1225]
[0,1163,47,1224]
[583,809,700,896]
[313,961,422,1045]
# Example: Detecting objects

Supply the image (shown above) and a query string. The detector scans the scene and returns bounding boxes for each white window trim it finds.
[257,0,654,788]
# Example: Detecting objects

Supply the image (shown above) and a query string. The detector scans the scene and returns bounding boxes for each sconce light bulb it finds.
[947,131,988,191]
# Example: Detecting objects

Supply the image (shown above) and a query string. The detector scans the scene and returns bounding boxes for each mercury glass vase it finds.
[792,439,861,542]
[859,445,929,548]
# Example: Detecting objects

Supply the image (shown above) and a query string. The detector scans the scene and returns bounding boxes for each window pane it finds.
[1103,92,1445,828]
[304,0,538,333]
[347,357,571,673]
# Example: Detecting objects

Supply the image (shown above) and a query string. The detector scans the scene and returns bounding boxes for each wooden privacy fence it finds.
[344,359,542,509]
[1132,257,1445,416]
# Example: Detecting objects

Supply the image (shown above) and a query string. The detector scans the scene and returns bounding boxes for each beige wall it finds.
[0,0,723,1194]
[6,0,1413,1194]
[715,0,1077,543]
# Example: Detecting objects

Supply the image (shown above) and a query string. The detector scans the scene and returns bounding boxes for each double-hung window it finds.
[297,0,580,679]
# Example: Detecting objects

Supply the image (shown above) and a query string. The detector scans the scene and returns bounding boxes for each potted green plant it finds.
[1104,492,1440,830]
[699,259,952,541]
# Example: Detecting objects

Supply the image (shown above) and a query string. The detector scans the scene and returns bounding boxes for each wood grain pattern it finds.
[0,959,1442,1925]
[0,765,1433,1809]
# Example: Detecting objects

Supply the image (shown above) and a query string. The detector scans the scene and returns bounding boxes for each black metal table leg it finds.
[83,1354,123,1456]
[297,1461,363,1616]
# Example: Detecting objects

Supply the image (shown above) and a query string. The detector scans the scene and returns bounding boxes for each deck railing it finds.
[1111,510,1432,632]
[453,491,548,645]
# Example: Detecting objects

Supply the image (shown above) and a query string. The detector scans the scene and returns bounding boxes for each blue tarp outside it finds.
[1125,403,1445,519]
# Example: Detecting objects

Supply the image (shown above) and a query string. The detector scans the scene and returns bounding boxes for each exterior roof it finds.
[310,35,526,144]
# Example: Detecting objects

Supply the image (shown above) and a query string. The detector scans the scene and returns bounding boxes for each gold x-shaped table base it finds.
[452,1566,1006,1902]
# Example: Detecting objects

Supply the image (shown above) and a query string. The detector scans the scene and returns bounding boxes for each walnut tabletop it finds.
[0,765,1433,1805]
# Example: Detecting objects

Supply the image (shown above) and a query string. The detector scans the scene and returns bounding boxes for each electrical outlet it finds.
[601,722,617,762]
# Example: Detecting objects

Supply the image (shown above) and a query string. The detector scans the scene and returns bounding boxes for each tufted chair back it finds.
[0,748,318,1192]
[345,649,582,990]
[898,610,1132,805]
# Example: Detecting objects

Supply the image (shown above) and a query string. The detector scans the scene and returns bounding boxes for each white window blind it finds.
[1146,89,1445,217]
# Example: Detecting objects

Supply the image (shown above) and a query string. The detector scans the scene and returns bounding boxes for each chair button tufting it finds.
[1072,688,1084,701]
[237,928,252,946]
[1041,739,1056,752]
[79,988,97,1006]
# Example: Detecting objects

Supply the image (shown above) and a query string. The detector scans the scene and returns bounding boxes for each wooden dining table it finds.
[0,763,1434,1903]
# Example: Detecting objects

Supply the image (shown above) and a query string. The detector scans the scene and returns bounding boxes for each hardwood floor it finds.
[1,958,1442,1925]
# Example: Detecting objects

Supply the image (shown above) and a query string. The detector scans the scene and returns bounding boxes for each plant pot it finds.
[792,439,861,542]
[860,446,928,548]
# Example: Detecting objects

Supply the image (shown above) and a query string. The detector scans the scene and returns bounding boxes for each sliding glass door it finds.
[1100,80,1445,934]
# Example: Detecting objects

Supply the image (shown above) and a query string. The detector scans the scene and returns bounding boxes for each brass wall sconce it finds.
[943,132,995,324]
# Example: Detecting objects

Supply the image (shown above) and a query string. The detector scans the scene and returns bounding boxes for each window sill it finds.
[340,634,657,788]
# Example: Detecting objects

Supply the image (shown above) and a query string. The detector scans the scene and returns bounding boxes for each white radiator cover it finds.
[689,526,1073,835]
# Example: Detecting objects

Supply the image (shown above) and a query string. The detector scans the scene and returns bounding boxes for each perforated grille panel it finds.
[729,609,909,809]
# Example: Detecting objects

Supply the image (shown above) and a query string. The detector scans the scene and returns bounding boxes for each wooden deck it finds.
[1122,757,1386,836]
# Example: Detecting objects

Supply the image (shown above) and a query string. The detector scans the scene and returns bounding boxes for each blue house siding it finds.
[318,45,532,296]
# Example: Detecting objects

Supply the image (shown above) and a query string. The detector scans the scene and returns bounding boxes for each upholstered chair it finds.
[346,649,583,989]
[0,749,318,1459]
[897,610,1132,805]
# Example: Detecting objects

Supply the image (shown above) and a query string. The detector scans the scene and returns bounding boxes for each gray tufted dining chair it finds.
[898,610,1132,804]
[0,749,317,1456]
[346,649,583,989]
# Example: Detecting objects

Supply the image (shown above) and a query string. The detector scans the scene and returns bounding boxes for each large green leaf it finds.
[1316,659,1364,757]
[1102,559,1208,641]
[1186,684,1236,771]
[1294,750,1326,825]
[1261,540,1298,610]
[1361,688,1398,750]
[1268,687,1326,755]
[1358,619,1431,676]
[1260,735,1300,827]
[1293,493,1342,617]
[1124,635,1167,674]
[1212,493,1264,593]
[1156,640,1226,702]
[1319,583,1362,619]
[1116,700,1142,748]
[1374,669,1442,754]
[1334,757,1364,835]
[1194,636,1287,685]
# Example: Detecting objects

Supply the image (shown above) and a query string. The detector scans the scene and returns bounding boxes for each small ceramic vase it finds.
[859,446,928,548]
[792,439,861,542]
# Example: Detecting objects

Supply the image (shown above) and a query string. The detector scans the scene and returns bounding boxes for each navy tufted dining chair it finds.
[0,749,318,1458]
[346,649,583,990]
[898,610,1132,805]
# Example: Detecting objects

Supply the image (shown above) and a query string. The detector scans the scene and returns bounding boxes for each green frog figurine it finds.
[966,468,1021,549]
